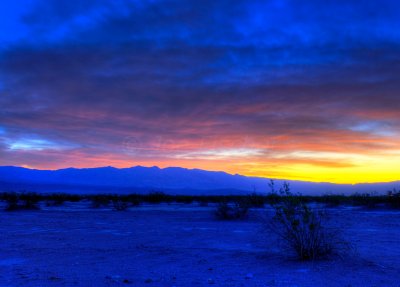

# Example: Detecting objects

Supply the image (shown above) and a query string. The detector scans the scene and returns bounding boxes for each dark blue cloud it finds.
[1,0,400,175]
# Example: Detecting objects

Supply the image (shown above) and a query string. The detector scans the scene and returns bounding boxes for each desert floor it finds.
[1,203,400,287]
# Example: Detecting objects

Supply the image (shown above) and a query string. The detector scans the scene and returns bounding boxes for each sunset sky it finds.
[1,0,400,183]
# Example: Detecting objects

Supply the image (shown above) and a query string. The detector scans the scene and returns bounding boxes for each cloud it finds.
[1,0,400,182]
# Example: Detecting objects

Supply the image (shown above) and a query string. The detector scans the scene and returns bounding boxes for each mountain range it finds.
[0,166,398,195]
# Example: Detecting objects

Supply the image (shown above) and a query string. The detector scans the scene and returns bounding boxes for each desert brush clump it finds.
[321,194,348,208]
[268,181,343,260]
[214,198,250,220]
[90,195,111,208]
[45,193,70,207]
[247,192,266,208]
[145,192,172,204]
[125,194,141,206]
[3,192,41,211]
[350,193,381,209]
[386,189,400,209]
[111,196,129,211]
[175,195,194,204]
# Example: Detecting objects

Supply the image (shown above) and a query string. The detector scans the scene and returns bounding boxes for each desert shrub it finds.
[350,193,380,209]
[265,180,281,205]
[4,192,41,211]
[215,201,231,219]
[19,192,41,209]
[90,195,110,208]
[126,194,141,206]
[269,182,340,260]
[66,194,83,202]
[386,189,400,209]
[214,199,249,220]
[112,198,129,211]
[247,192,265,208]
[145,192,172,204]
[175,195,194,204]
[321,195,346,208]
[4,193,19,211]
[45,193,68,207]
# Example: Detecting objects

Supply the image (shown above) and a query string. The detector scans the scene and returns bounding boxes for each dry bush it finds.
[4,192,41,211]
[215,199,249,220]
[90,195,110,208]
[112,199,129,211]
[269,182,345,260]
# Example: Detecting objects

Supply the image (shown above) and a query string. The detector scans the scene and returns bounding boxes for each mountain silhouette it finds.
[0,166,398,195]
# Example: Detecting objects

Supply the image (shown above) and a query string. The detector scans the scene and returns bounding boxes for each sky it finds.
[1,0,400,184]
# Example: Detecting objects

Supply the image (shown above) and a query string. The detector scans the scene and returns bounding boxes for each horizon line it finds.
[1,165,399,186]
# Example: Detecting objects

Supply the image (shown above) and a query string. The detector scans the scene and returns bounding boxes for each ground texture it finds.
[0,204,400,286]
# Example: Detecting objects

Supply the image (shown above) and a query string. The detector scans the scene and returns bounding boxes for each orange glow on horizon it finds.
[15,149,400,185]
[3,113,400,185]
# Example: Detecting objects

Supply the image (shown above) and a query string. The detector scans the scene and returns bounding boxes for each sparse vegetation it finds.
[125,194,141,207]
[350,193,379,209]
[0,189,400,212]
[214,199,249,220]
[112,197,129,211]
[3,192,41,211]
[268,181,341,260]
[175,195,194,204]
[321,194,346,208]
[247,192,265,208]
[145,192,172,204]
[90,195,110,208]
[386,189,400,209]
[45,193,68,207]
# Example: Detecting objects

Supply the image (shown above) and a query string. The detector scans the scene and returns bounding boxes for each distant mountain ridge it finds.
[0,166,398,195]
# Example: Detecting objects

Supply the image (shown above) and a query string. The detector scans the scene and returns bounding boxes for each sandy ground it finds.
[0,203,400,287]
